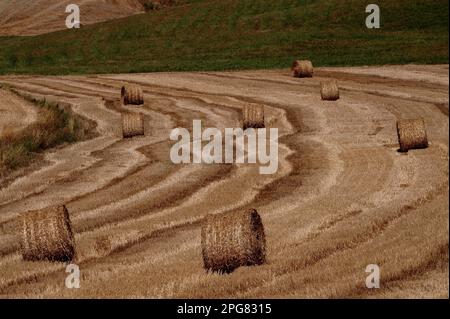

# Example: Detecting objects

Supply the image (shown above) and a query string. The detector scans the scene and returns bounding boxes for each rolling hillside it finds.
[0,0,448,75]
[0,0,144,36]
[0,0,448,300]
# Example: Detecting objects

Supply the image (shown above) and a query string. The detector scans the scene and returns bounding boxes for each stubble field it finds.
[0,64,448,298]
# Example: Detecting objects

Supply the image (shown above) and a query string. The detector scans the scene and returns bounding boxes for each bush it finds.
[143,1,162,11]
[142,0,178,12]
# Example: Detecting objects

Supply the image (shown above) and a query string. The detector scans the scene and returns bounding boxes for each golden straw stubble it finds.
[243,104,265,130]
[201,208,266,273]
[321,80,340,101]
[292,60,314,78]
[94,235,112,256]
[122,112,145,138]
[396,118,429,152]
[121,85,144,105]
[21,205,75,262]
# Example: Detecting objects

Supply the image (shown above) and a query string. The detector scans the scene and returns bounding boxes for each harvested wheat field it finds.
[0,88,37,135]
[0,64,448,298]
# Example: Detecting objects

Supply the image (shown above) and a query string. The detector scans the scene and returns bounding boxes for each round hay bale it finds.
[396,118,428,152]
[122,112,145,138]
[21,205,75,262]
[293,60,313,78]
[243,104,265,130]
[321,80,339,101]
[121,85,144,105]
[201,208,266,273]
[291,60,300,71]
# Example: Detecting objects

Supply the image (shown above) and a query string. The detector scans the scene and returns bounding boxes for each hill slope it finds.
[0,0,144,36]
[0,0,448,75]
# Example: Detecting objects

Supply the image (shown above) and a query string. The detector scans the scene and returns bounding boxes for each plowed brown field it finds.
[0,0,143,36]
